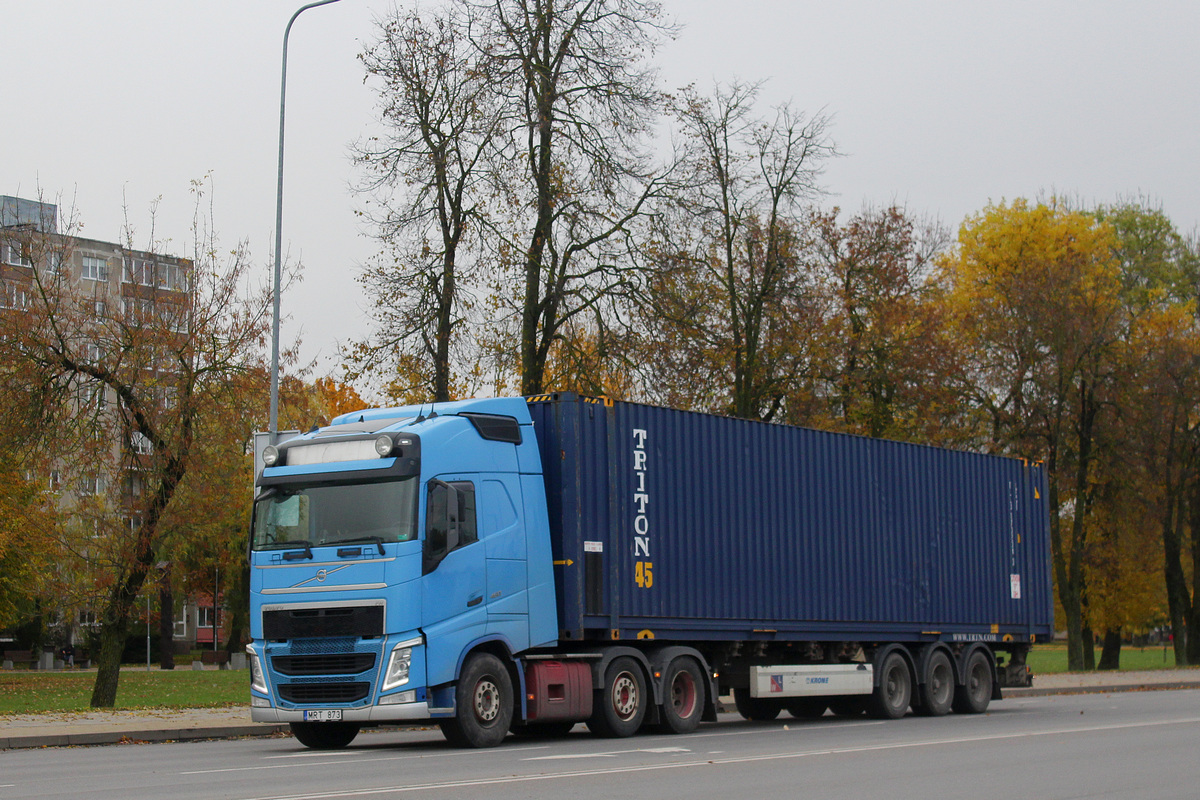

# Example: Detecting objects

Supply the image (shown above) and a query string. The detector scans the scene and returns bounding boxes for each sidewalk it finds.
[3,668,1199,750]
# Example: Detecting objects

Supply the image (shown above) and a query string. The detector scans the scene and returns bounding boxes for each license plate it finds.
[303,709,343,722]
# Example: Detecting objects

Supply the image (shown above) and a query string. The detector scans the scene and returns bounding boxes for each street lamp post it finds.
[269,0,344,441]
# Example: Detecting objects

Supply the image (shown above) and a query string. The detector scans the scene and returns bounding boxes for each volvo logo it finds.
[315,569,328,583]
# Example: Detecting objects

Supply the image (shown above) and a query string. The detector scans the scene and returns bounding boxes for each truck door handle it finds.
[467,596,482,608]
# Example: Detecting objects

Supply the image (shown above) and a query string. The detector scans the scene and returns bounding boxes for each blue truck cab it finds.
[248,398,558,747]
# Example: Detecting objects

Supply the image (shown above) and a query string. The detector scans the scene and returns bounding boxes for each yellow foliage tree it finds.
[940,198,1123,671]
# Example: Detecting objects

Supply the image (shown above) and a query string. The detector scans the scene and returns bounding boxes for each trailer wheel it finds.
[659,657,706,734]
[587,656,647,738]
[952,649,993,714]
[439,652,513,748]
[289,722,361,750]
[914,650,954,717]
[733,687,781,721]
[785,698,828,719]
[867,651,912,719]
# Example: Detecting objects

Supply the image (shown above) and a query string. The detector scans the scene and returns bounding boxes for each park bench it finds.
[2,650,36,669]
[199,650,230,666]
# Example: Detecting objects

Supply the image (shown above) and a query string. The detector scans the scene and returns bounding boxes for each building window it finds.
[78,475,105,496]
[79,609,98,627]
[122,257,155,286]
[130,431,154,455]
[49,470,62,492]
[198,605,220,628]
[5,242,32,267]
[1,280,30,309]
[81,255,110,282]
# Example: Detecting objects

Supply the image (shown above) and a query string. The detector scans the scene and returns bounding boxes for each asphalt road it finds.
[3,691,1199,800]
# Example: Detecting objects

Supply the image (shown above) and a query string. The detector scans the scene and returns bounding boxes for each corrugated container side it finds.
[529,395,1053,643]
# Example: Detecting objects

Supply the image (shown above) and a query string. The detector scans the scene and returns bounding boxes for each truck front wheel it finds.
[659,657,706,734]
[289,721,361,750]
[587,656,647,738]
[440,652,513,748]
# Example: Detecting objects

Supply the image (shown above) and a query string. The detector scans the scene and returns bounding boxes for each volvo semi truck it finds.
[248,394,1052,748]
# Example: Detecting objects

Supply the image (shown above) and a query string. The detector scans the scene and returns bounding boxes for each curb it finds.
[0,723,290,751]
[1003,681,1200,698]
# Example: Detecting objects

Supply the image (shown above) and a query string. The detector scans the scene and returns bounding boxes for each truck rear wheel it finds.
[587,656,647,738]
[952,649,993,714]
[289,721,361,749]
[440,652,513,748]
[659,657,706,734]
[867,651,912,719]
[733,687,781,721]
[914,650,954,717]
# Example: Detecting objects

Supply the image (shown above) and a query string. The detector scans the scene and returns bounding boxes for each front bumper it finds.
[252,699,434,724]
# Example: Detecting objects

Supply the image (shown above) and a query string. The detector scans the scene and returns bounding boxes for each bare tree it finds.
[353,6,504,401]
[470,0,677,394]
[640,81,835,420]
[0,187,274,706]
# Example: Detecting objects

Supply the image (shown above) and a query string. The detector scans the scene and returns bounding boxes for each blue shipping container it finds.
[528,394,1053,645]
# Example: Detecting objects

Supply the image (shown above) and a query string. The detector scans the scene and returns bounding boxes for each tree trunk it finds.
[159,571,175,670]
[1081,624,1096,671]
[89,612,131,708]
[1097,628,1121,670]
[223,562,251,654]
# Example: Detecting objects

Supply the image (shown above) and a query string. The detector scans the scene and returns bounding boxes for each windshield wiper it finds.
[330,536,386,557]
[263,539,313,560]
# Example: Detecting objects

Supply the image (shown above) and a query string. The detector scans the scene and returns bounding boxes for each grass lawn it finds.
[0,668,247,715]
[1027,643,1178,674]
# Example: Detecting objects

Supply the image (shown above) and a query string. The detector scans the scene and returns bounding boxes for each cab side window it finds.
[423,480,477,573]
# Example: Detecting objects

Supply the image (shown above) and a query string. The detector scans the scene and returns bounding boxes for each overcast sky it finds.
[6,1,1199,394]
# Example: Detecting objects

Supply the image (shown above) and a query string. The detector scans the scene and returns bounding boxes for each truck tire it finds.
[867,651,912,719]
[733,687,781,721]
[289,721,361,749]
[439,652,513,748]
[659,657,706,734]
[952,649,993,714]
[785,698,828,719]
[914,649,954,717]
[587,656,647,738]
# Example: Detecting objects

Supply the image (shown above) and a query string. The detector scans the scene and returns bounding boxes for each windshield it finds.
[252,478,418,550]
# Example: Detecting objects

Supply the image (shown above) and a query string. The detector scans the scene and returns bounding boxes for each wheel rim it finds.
[611,671,639,721]
[473,677,501,724]
[929,659,952,706]
[670,669,697,718]
[968,659,989,702]
[884,659,909,711]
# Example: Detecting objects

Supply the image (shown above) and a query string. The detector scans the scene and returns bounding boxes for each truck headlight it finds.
[247,646,268,694]
[381,637,422,692]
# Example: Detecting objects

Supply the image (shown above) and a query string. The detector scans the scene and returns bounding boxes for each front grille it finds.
[278,682,370,704]
[272,653,376,676]
[263,605,384,639]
